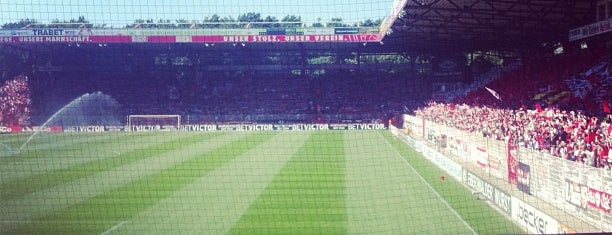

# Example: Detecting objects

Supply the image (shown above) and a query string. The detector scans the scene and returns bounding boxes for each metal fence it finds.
[404,114,612,231]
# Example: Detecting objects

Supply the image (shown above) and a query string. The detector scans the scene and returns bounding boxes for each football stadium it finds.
[0,0,610,234]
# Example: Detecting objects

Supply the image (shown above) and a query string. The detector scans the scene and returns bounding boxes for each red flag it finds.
[535,103,543,113]
[603,100,611,114]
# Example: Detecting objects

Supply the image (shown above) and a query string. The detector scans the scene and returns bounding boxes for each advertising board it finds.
[511,196,560,234]
[463,170,512,215]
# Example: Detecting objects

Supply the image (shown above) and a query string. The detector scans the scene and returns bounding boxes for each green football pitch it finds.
[0,131,523,234]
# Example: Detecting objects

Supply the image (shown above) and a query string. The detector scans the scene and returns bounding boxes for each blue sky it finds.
[0,0,391,26]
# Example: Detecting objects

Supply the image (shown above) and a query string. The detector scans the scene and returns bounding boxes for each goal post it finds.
[127,114,181,131]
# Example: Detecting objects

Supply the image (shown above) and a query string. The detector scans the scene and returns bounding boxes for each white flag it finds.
[485,87,502,101]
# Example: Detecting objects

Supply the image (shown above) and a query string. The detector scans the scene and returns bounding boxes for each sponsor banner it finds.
[569,19,612,41]
[564,178,612,213]
[303,28,335,35]
[20,126,62,133]
[517,162,531,194]
[209,34,381,43]
[473,145,487,168]
[129,125,168,132]
[265,28,286,35]
[334,27,360,34]
[511,196,560,234]
[565,179,588,210]
[64,126,123,133]
[1,28,280,37]
[487,154,502,178]
[419,143,463,181]
[0,36,93,43]
[0,126,13,133]
[30,29,71,36]
[105,126,125,132]
[178,123,386,132]
[1,33,381,44]
[508,142,519,185]
[463,170,512,215]
[587,187,612,213]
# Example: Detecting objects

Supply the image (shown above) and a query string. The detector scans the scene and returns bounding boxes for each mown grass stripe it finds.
[0,132,156,163]
[229,132,347,234]
[0,132,173,183]
[1,132,248,223]
[379,132,476,234]
[380,132,524,234]
[121,131,311,234]
[0,133,156,184]
[7,132,276,235]
[0,132,224,202]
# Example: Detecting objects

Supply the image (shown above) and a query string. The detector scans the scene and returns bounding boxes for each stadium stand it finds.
[1,0,610,233]
[416,43,612,170]
[416,102,612,168]
[1,54,427,126]
[0,75,30,126]
[455,43,609,115]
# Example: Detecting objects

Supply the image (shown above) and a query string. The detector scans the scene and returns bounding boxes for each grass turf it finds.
[0,131,523,234]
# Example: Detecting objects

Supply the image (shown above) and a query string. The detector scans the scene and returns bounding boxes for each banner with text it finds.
[178,123,386,132]
[517,162,531,194]
[0,30,382,44]
[508,142,519,185]
[511,196,560,234]
[0,126,62,133]
[463,170,512,215]
[569,19,612,41]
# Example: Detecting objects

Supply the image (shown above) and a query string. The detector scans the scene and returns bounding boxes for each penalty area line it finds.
[100,220,127,235]
[378,132,477,235]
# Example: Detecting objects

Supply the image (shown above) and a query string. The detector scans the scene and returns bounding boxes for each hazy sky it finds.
[0,0,391,26]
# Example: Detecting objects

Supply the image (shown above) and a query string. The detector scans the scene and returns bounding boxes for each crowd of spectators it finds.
[120,71,428,124]
[419,100,612,170]
[0,75,31,126]
[417,102,612,168]
[22,60,428,125]
[454,43,608,116]
[418,42,612,169]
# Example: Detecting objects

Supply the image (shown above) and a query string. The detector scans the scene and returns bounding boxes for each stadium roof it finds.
[384,0,595,52]
[2,0,597,55]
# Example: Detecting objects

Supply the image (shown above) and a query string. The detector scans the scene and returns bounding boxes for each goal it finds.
[127,115,181,131]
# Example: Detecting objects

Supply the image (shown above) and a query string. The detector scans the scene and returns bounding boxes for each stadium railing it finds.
[403,114,612,232]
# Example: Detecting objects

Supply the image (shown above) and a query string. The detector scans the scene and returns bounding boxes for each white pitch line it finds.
[378,132,478,235]
[100,221,127,235]
[0,220,31,223]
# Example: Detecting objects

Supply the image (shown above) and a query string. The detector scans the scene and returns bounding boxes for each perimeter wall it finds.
[396,114,610,233]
